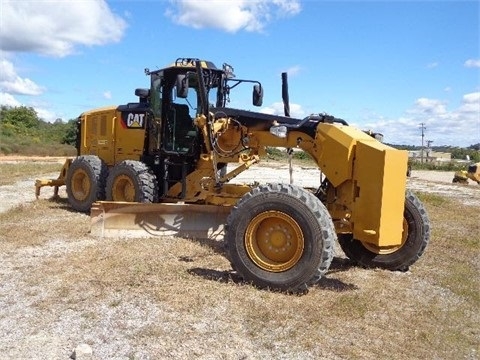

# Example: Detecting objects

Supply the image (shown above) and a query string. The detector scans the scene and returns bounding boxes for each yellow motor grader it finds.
[452,162,480,184]
[36,58,430,292]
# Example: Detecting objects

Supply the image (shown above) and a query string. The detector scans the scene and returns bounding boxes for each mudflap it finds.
[90,201,231,239]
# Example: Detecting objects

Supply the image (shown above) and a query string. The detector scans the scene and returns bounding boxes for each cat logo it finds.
[125,112,146,129]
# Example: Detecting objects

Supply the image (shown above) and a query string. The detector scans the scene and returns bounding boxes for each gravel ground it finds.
[0,161,479,359]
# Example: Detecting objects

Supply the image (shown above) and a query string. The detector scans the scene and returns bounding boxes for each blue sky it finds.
[1,0,479,146]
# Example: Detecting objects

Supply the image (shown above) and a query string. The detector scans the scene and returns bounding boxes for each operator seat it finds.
[166,103,197,153]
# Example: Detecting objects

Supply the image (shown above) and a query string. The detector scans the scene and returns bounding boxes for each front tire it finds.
[66,155,108,212]
[339,191,430,271]
[106,160,158,203]
[225,183,335,293]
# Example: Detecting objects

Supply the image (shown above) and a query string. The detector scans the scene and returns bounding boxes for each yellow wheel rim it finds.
[112,175,136,202]
[245,211,304,272]
[71,169,90,201]
[361,218,409,255]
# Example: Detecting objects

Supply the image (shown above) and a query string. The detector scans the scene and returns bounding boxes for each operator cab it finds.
[144,58,263,155]
[137,58,265,198]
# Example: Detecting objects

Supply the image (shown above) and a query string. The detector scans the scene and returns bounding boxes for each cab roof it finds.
[149,58,219,74]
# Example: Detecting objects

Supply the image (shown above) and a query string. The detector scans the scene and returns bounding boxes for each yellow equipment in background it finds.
[453,162,480,184]
[36,58,430,292]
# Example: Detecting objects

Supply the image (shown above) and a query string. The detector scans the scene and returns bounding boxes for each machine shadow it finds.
[314,257,359,291]
[186,236,227,256]
[186,254,359,294]
[41,196,360,293]
[42,196,78,213]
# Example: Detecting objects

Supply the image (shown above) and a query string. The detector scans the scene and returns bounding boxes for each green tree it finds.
[0,105,40,129]
[62,119,78,146]
[450,147,480,162]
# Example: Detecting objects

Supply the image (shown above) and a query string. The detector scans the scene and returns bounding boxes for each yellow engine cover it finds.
[79,106,147,165]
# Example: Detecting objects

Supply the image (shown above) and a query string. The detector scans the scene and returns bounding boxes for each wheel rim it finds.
[112,175,136,202]
[71,169,90,201]
[361,218,409,255]
[245,211,304,272]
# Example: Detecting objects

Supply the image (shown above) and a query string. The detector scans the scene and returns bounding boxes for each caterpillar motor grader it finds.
[36,58,430,292]
[453,162,480,184]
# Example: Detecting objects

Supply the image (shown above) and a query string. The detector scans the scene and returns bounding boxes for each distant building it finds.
[408,150,451,163]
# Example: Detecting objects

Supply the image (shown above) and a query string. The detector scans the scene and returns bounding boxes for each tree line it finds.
[0,105,77,156]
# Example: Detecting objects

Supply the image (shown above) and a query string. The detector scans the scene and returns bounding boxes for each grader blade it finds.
[90,202,231,239]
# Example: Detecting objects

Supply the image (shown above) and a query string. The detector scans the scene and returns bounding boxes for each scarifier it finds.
[36,58,430,292]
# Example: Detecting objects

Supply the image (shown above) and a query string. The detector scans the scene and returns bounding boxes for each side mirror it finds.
[176,75,189,98]
[253,84,263,106]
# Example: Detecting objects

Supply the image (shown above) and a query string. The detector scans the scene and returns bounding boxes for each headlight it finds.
[270,125,287,138]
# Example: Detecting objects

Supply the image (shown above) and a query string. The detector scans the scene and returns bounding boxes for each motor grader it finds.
[36,58,430,293]
[452,162,480,184]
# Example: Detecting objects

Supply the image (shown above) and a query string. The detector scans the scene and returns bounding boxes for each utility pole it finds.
[419,123,426,163]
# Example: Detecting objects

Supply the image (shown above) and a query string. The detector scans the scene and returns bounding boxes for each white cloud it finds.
[426,62,439,69]
[362,93,480,146]
[464,59,480,68]
[261,101,306,118]
[0,92,21,107]
[0,59,45,95]
[458,92,480,113]
[35,107,57,122]
[0,1,126,122]
[166,0,301,33]
[284,65,302,77]
[0,92,61,121]
[1,0,127,57]
[103,91,112,100]
[409,98,447,115]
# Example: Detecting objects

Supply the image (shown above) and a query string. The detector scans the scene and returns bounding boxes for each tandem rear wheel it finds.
[66,155,108,212]
[105,160,158,203]
[225,183,335,293]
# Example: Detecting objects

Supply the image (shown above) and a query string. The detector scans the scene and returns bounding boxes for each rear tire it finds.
[66,155,108,212]
[338,191,430,271]
[225,183,335,293]
[106,160,158,203]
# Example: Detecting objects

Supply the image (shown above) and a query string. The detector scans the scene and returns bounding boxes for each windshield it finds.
[173,84,199,119]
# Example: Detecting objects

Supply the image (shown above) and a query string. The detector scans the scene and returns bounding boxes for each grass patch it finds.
[440,262,480,301]
[409,160,474,172]
[415,192,449,207]
[0,161,65,185]
[265,147,316,167]
[0,139,76,157]
[0,199,89,252]
[415,191,479,305]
